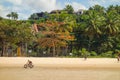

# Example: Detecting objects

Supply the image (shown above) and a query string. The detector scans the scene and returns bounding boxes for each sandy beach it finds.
[0,57,120,69]
[0,57,120,80]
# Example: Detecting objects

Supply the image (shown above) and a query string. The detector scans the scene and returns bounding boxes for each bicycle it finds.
[24,60,34,68]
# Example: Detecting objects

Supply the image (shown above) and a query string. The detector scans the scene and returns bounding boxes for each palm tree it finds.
[13,12,18,20]
[89,5,105,15]
[9,12,18,20]
[85,5,105,39]
[104,6,119,36]
[85,10,105,40]
[78,7,105,51]
[6,12,18,20]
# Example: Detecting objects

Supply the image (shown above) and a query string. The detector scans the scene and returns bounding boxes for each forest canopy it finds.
[0,5,120,57]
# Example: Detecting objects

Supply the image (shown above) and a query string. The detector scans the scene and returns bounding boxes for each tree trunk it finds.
[53,46,56,56]
[17,46,21,56]
[1,45,5,56]
[25,43,28,56]
[52,41,56,57]
[1,41,5,56]
[56,47,60,56]
[5,44,8,56]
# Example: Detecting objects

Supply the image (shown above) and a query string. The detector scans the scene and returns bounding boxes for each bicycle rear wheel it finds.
[24,64,28,68]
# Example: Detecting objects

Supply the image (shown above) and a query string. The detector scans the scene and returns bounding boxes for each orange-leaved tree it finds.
[37,20,74,56]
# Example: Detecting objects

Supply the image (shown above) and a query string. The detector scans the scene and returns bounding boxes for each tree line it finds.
[0,4,120,57]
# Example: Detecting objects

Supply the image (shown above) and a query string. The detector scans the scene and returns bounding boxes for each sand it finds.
[0,57,120,80]
[0,57,120,68]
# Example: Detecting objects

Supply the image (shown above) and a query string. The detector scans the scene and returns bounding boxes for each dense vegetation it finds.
[0,5,120,57]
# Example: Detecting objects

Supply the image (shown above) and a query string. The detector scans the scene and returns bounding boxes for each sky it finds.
[0,0,120,20]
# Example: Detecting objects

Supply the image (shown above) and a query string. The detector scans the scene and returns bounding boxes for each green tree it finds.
[104,5,120,36]
[84,10,104,50]
[64,5,74,14]
[74,5,106,53]
[7,12,18,20]
[28,13,39,20]
[6,14,11,19]
[98,5,120,53]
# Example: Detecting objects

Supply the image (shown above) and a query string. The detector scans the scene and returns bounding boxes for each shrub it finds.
[90,51,97,56]
[29,52,37,57]
[100,51,113,57]
[81,48,90,56]
[72,49,81,57]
